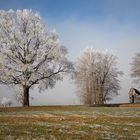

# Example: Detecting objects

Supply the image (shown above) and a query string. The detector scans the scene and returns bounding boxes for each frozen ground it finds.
[0,106,140,140]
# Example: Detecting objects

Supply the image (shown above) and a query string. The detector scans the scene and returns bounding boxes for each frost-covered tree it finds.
[131,51,140,85]
[1,97,12,107]
[74,48,123,105]
[0,9,73,106]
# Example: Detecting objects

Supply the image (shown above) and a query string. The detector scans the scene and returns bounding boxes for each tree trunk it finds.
[99,85,104,105]
[23,86,30,107]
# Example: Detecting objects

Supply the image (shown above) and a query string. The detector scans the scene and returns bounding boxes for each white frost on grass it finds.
[89,124,101,129]
[126,123,140,126]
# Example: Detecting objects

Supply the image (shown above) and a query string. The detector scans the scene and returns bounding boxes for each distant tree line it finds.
[0,97,12,107]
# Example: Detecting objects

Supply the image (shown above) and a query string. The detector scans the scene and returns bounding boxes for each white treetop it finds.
[0,9,73,106]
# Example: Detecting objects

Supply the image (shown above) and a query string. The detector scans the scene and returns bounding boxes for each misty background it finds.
[0,0,140,106]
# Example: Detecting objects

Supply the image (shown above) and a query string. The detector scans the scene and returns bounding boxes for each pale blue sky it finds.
[0,0,140,23]
[0,0,140,105]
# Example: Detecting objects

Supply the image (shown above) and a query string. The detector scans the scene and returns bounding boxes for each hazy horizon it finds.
[0,0,140,106]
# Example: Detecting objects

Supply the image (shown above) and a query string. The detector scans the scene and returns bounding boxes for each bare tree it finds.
[74,48,123,105]
[131,51,140,85]
[0,9,73,107]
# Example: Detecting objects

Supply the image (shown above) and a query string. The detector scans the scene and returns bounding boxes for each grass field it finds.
[0,105,140,140]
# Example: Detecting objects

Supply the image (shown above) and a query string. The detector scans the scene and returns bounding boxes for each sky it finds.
[0,0,140,106]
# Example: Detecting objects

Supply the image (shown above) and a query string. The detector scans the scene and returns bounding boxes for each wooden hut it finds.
[129,88,140,103]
